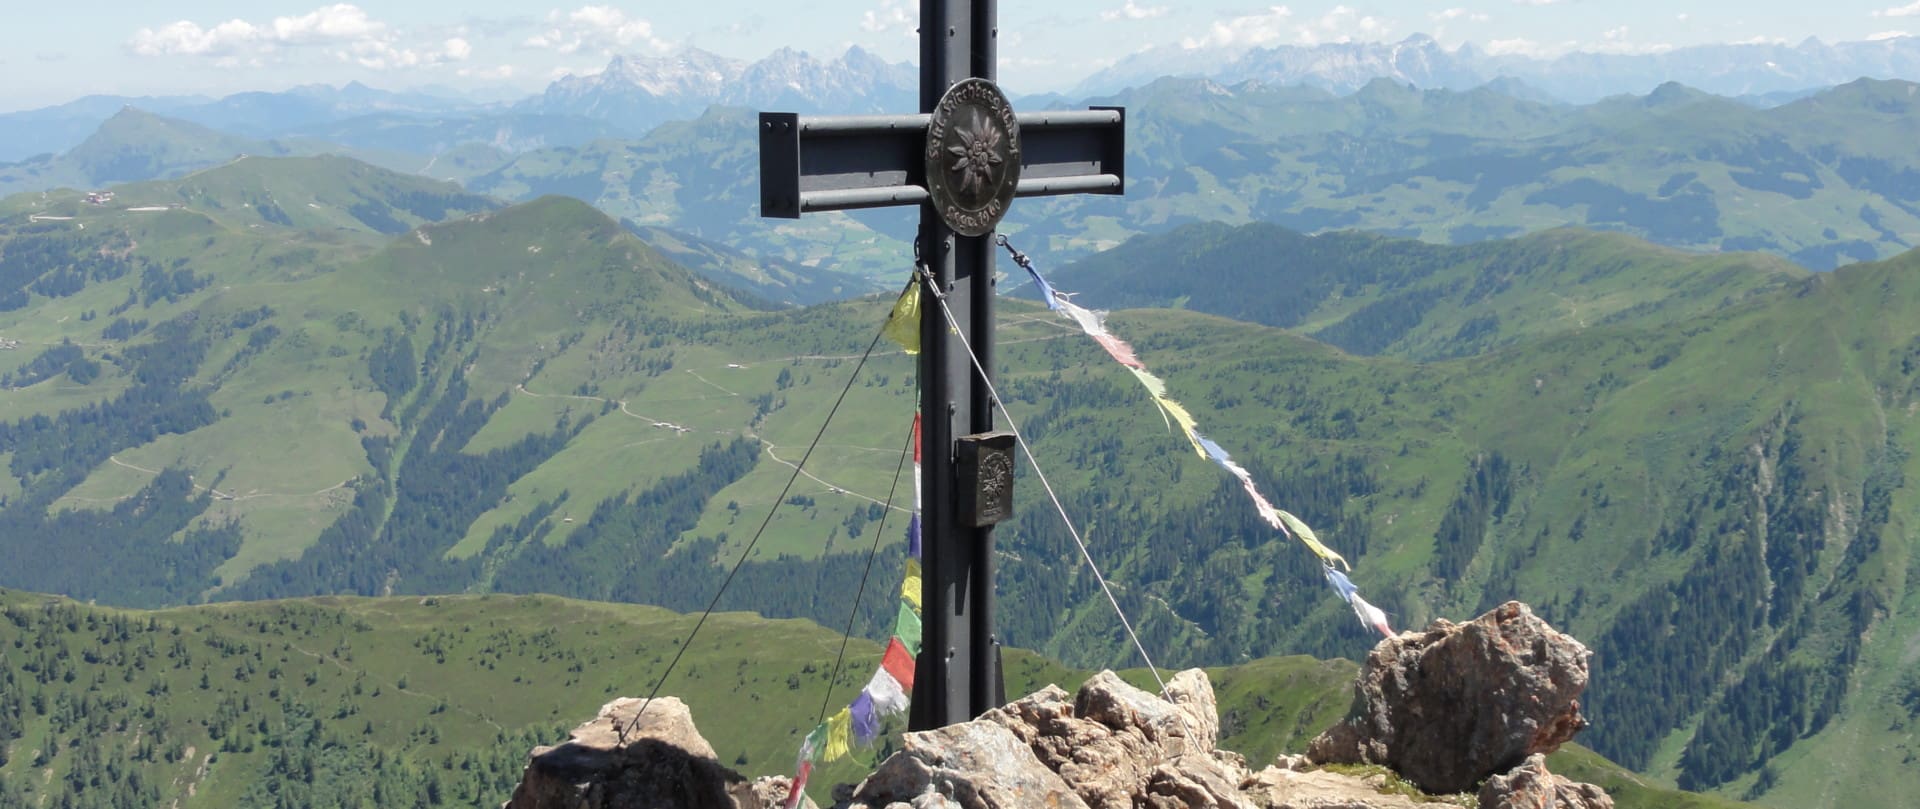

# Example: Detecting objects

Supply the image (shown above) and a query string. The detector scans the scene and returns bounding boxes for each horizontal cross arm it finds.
[759,107,1125,218]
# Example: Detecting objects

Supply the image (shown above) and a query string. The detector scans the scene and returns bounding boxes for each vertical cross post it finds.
[757,0,1124,730]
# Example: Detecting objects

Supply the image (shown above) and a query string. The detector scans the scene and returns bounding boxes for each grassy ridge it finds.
[0,589,1749,809]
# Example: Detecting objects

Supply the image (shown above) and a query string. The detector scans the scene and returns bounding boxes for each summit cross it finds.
[758,0,1125,730]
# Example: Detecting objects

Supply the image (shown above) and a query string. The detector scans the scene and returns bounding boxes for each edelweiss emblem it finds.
[947,110,1004,199]
[925,78,1021,236]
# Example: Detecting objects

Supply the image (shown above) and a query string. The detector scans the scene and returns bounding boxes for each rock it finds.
[1143,753,1256,809]
[842,720,1088,809]
[1477,755,1613,809]
[503,696,767,809]
[1239,767,1429,809]
[980,668,1223,809]
[842,668,1226,809]
[1306,601,1592,794]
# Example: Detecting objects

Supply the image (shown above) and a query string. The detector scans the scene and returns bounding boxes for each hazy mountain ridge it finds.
[517,45,916,136]
[1080,33,1920,102]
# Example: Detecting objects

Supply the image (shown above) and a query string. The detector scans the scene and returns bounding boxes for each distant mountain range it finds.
[516,45,916,134]
[14,74,1920,275]
[1078,33,1920,101]
[13,33,1920,166]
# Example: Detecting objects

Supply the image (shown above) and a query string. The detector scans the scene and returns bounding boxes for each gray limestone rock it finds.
[1477,754,1614,809]
[1307,601,1592,794]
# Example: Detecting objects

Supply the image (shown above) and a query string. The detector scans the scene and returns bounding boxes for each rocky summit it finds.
[505,602,1611,809]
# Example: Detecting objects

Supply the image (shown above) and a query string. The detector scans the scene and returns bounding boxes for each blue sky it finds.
[4,1,1920,111]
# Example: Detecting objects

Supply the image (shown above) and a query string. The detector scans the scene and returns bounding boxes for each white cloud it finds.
[1868,29,1913,40]
[1875,2,1920,17]
[861,0,915,36]
[1431,8,1490,22]
[524,6,671,55]
[1102,0,1169,21]
[1181,6,1292,49]
[1294,5,1391,46]
[129,5,468,70]
[1512,0,1562,5]
[271,4,385,44]
[338,37,472,70]
[130,19,265,57]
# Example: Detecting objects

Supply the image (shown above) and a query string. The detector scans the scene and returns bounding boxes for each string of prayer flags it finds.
[1005,242,1388,636]
[785,412,927,809]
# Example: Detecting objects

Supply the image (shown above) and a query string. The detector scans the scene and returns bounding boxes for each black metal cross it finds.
[758,0,1125,730]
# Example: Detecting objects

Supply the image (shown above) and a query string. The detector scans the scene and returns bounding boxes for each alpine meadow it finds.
[4,6,1920,809]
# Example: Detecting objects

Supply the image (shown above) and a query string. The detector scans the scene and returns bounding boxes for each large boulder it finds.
[504,696,775,809]
[1478,755,1614,809]
[1306,601,1592,794]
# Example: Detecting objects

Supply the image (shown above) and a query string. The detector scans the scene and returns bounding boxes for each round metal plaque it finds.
[926,78,1022,237]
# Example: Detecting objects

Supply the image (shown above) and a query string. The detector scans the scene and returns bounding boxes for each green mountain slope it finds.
[623,221,884,307]
[3,160,1919,806]
[0,108,444,200]
[0,588,1751,809]
[1048,222,1808,359]
[110,154,502,237]
[0,108,292,196]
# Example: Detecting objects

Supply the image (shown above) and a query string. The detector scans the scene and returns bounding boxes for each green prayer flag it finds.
[894,602,922,657]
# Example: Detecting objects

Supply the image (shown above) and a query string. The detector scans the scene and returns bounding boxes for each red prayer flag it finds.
[882,637,916,692]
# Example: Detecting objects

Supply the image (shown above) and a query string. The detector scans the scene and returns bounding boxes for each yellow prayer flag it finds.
[1153,395,1207,457]
[1126,366,1168,398]
[901,558,923,611]
[1277,509,1349,571]
[823,707,852,761]
[883,278,921,355]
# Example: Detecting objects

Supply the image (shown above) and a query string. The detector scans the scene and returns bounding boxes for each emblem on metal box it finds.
[927,78,1022,237]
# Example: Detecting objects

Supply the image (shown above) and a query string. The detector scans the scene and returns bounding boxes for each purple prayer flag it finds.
[1324,567,1359,602]
[850,690,880,744]
[907,514,921,558]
